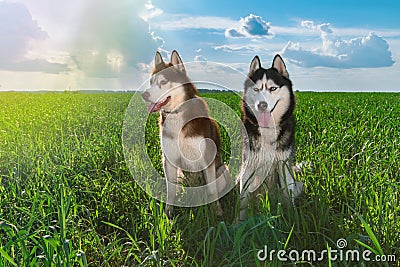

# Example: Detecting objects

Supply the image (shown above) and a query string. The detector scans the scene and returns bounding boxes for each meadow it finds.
[0,91,399,266]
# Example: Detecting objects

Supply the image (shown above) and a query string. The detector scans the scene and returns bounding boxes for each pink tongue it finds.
[257,112,271,127]
[147,103,157,113]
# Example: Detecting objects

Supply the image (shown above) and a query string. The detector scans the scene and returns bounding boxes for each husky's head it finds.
[243,54,294,128]
[142,50,197,113]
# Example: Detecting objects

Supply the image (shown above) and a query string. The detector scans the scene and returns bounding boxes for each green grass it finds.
[0,91,399,266]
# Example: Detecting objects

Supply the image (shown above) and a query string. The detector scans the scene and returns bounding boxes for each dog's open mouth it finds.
[147,96,171,113]
[257,100,279,128]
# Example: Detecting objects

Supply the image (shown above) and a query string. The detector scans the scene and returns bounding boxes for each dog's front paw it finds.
[216,202,223,218]
[293,181,304,198]
[290,181,305,206]
[236,209,247,224]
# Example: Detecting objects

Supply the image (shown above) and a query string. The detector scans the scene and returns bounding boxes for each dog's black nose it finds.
[258,101,268,111]
[142,91,150,101]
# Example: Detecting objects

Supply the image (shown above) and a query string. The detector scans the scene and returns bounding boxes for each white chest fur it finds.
[160,113,215,172]
[245,127,293,181]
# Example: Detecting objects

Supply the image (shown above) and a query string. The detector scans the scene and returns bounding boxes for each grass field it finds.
[0,91,399,266]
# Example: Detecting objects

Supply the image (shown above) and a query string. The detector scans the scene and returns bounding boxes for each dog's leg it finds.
[238,167,254,221]
[216,163,231,193]
[278,161,304,204]
[239,188,250,221]
[204,161,223,217]
[164,160,178,218]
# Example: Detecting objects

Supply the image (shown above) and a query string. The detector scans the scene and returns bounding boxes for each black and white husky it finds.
[239,54,304,220]
[142,50,231,217]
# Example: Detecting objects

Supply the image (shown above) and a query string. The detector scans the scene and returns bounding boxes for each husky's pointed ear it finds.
[171,50,186,73]
[249,56,261,75]
[155,51,164,66]
[272,54,289,78]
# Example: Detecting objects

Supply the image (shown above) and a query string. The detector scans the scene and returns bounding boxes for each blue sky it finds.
[0,0,399,91]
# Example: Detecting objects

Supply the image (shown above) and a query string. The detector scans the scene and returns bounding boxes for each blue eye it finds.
[252,85,260,91]
[270,86,279,91]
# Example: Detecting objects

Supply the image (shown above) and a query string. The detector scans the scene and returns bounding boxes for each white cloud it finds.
[150,14,235,30]
[300,20,315,29]
[69,0,162,80]
[0,2,68,73]
[0,0,165,89]
[140,0,163,22]
[214,41,284,54]
[194,55,207,62]
[225,14,274,38]
[214,45,244,53]
[333,27,400,39]
[282,21,395,68]
[251,23,400,41]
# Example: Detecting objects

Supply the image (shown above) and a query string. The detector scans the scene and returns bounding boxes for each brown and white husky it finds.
[142,50,231,217]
